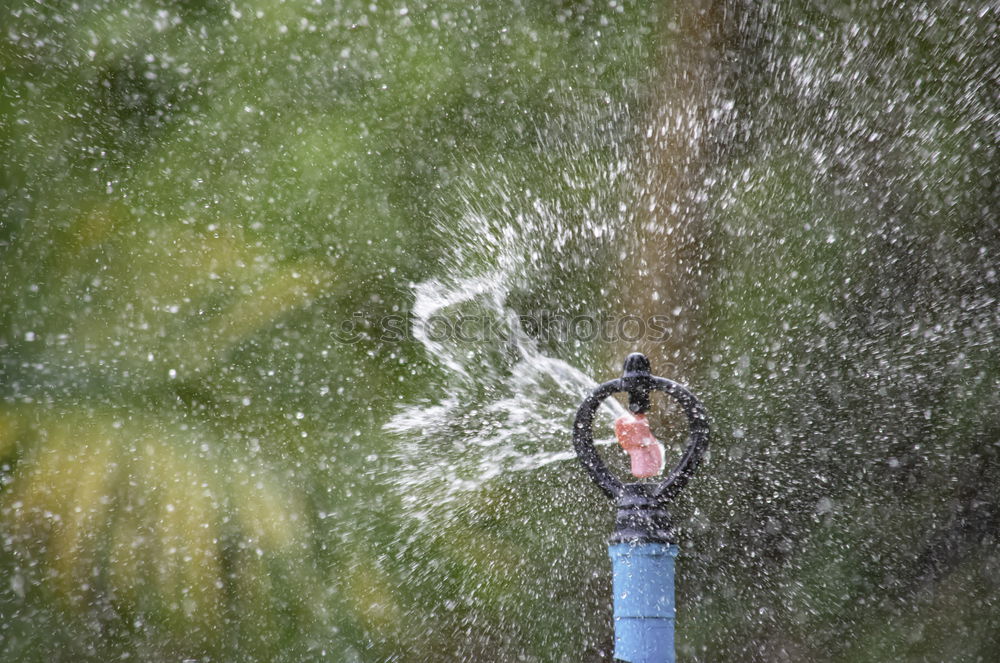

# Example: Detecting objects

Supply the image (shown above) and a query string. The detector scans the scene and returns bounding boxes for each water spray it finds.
[573,353,710,663]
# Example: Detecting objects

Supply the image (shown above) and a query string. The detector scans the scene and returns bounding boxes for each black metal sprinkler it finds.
[573,353,709,663]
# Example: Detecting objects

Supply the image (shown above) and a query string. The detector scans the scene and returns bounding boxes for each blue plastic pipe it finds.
[608,542,678,663]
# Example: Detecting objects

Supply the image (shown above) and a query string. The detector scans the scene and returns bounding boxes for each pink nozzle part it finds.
[614,413,665,478]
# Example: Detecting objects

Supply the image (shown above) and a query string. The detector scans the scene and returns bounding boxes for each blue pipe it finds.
[608,542,678,663]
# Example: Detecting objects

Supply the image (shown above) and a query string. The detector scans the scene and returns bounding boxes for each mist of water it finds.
[2,1,997,661]
[386,213,629,516]
[381,2,999,660]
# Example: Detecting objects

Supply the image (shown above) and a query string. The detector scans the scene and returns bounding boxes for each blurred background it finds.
[1,1,997,661]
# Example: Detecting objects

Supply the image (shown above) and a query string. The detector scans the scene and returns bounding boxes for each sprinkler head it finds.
[572,353,710,505]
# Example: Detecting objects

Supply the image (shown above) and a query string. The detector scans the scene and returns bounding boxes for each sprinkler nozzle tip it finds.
[622,352,650,376]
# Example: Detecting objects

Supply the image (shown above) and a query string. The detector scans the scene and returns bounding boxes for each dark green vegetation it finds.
[1,1,997,661]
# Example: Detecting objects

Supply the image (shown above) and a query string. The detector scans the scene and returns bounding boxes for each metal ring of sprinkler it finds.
[573,353,710,501]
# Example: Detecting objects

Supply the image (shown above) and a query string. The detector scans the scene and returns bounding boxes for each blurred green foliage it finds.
[1,0,998,662]
[1,1,657,661]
